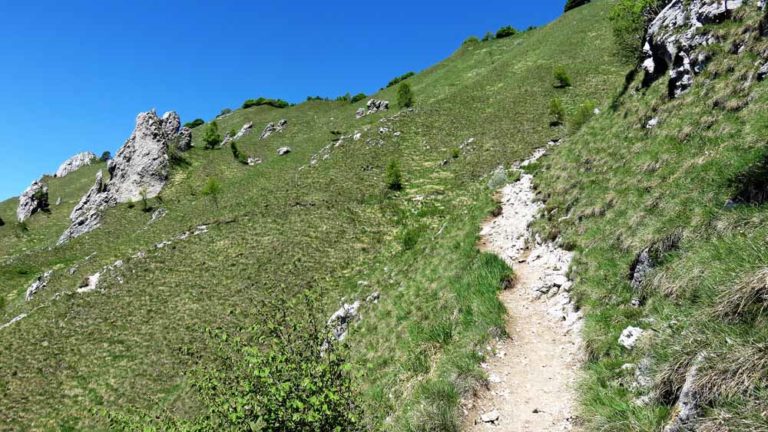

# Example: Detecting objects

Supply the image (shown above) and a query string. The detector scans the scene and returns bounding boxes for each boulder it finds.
[277,147,292,156]
[618,326,645,349]
[107,111,173,203]
[327,301,361,341]
[176,127,193,151]
[641,0,744,98]
[25,270,53,300]
[366,99,389,115]
[57,170,113,245]
[16,180,49,222]
[234,121,254,140]
[260,119,288,140]
[355,108,366,119]
[55,152,96,177]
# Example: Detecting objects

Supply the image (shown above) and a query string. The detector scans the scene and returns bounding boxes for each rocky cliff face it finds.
[58,110,184,244]
[16,180,49,222]
[55,152,96,178]
[641,0,746,97]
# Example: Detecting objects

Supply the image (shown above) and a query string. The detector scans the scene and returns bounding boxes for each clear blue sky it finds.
[0,0,565,200]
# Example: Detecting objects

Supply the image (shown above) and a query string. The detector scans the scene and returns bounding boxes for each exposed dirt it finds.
[464,147,584,431]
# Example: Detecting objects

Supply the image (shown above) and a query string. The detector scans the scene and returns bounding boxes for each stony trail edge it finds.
[464,145,584,431]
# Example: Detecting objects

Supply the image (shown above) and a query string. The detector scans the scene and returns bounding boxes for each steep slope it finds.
[535,2,768,430]
[0,2,626,430]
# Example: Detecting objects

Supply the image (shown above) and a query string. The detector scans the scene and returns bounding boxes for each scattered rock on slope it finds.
[663,353,706,432]
[641,0,745,98]
[260,119,287,139]
[58,170,113,245]
[175,127,193,151]
[55,152,96,177]
[25,270,53,300]
[618,326,645,349]
[327,301,361,341]
[16,180,49,222]
[277,147,292,156]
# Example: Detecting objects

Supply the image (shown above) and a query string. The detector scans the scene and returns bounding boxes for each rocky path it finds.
[464,147,584,431]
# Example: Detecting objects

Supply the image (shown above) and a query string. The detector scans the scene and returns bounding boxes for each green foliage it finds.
[569,99,596,133]
[495,25,517,39]
[202,121,222,150]
[336,93,352,103]
[217,108,232,118]
[609,0,670,63]
[553,66,572,88]
[306,96,328,102]
[201,178,222,209]
[99,151,111,162]
[0,216,4,227]
[549,98,565,126]
[138,188,151,213]
[183,118,205,129]
[242,97,290,109]
[229,141,248,165]
[400,225,425,251]
[463,36,480,46]
[564,0,591,12]
[350,93,367,103]
[481,32,494,42]
[450,147,460,159]
[386,72,415,88]
[385,160,403,191]
[397,83,415,109]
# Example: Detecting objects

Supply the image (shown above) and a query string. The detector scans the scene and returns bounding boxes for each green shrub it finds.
[564,0,591,12]
[0,216,5,227]
[610,0,670,63]
[482,32,494,42]
[216,108,232,118]
[463,36,480,46]
[450,147,461,159]
[495,25,517,39]
[351,93,367,103]
[553,66,572,88]
[386,160,403,191]
[397,83,415,109]
[569,100,597,133]
[139,188,151,213]
[242,97,290,109]
[201,177,222,209]
[387,72,415,88]
[229,141,248,165]
[336,93,351,103]
[400,225,425,251]
[202,121,222,150]
[549,98,565,126]
[306,96,327,102]
[99,151,111,162]
[183,118,205,129]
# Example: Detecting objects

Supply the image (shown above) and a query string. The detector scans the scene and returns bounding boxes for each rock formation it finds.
[175,127,193,151]
[356,99,389,118]
[277,147,292,156]
[25,270,53,300]
[663,353,706,432]
[260,119,287,139]
[222,121,254,146]
[58,110,184,244]
[16,180,49,222]
[641,0,744,97]
[55,152,96,177]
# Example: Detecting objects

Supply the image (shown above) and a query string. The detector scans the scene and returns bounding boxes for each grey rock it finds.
[55,197,62,206]
[150,207,167,223]
[663,353,705,432]
[646,117,660,129]
[642,0,744,98]
[247,157,262,166]
[25,270,53,300]
[260,119,287,139]
[757,62,768,81]
[366,99,389,115]
[0,314,27,331]
[55,152,96,177]
[57,170,113,245]
[16,180,49,222]
[618,326,645,349]
[176,127,193,151]
[108,111,172,203]
[480,410,500,424]
[277,147,292,156]
[327,301,361,341]
[77,272,101,293]
[355,107,366,119]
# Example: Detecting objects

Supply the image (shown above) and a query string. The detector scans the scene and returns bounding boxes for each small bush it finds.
[306,96,328,102]
[99,151,111,162]
[495,25,517,39]
[242,97,290,109]
[139,188,152,213]
[487,166,508,190]
[386,160,403,191]
[0,216,4,227]
[570,100,597,133]
[201,178,222,209]
[450,148,460,159]
[387,72,415,88]
[553,66,572,88]
[202,121,221,150]
[482,32,494,42]
[216,108,231,118]
[397,83,415,109]
[400,225,425,251]
[336,93,351,103]
[463,36,480,46]
[350,93,367,103]
[183,118,205,129]
[565,0,591,12]
[229,141,248,165]
[549,98,565,126]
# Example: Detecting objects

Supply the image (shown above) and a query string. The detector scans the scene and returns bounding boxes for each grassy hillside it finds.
[0,1,632,430]
[535,4,768,431]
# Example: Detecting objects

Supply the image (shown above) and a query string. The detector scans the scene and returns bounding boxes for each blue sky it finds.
[0,0,565,200]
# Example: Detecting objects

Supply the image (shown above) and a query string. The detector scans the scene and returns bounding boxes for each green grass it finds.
[0,1,631,430]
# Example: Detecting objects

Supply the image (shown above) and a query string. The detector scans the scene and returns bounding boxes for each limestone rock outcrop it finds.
[55,152,96,178]
[356,99,389,118]
[260,119,287,139]
[641,0,744,97]
[16,180,49,222]
[176,127,193,151]
[58,110,185,244]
